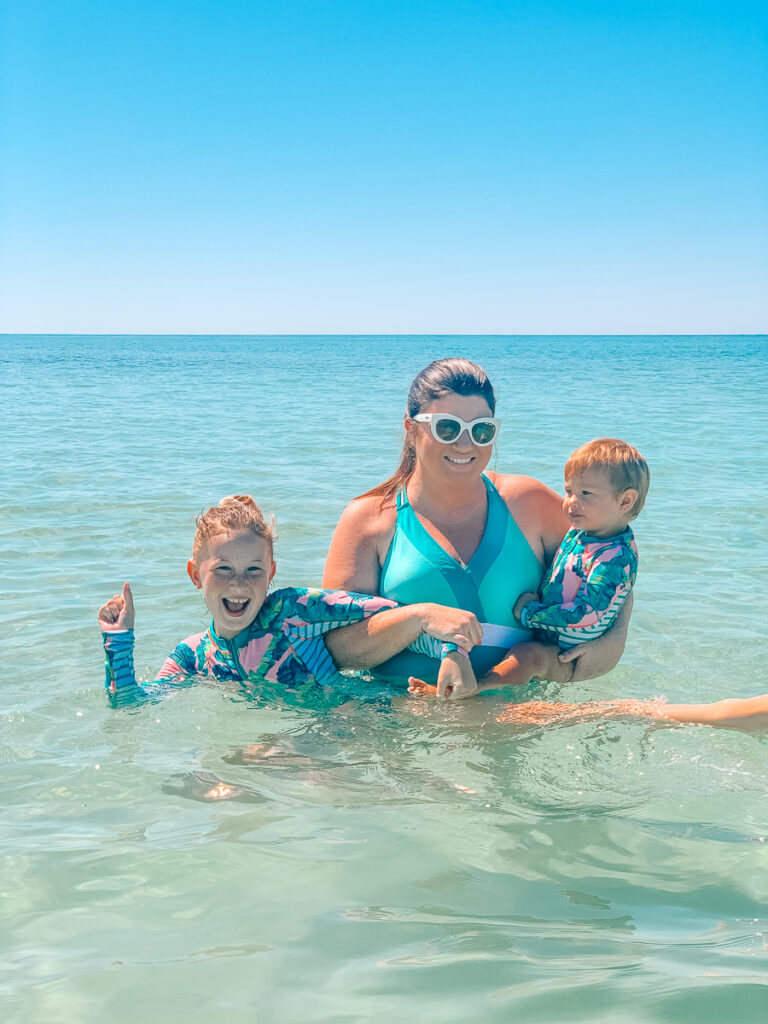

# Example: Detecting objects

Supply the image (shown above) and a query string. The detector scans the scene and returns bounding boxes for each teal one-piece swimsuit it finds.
[375,475,544,684]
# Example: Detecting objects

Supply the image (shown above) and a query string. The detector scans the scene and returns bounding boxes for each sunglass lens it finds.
[434,417,461,442]
[471,421,496,445]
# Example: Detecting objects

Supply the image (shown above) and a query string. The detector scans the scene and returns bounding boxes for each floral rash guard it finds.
[518,527,638,649]
[103,586,446,700]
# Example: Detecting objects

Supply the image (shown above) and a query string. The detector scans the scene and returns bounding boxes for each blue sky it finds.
[1,0,766,333]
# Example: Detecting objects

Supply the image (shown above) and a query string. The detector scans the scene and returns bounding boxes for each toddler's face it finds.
[563,468,635,538]
[187,529,275,638]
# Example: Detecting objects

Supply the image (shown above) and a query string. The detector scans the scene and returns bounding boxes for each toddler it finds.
[409,438,649,699]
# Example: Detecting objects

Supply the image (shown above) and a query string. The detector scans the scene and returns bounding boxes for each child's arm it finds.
[99,582,192,701]
[408,645,479,699]
[515,549,633,643]
[513,591,539,623]
[99,583,139,695]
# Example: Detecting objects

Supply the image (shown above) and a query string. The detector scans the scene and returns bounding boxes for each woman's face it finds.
[406,393,495,482]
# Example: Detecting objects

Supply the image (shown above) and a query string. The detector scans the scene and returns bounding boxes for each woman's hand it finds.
[98,582,135,631]
[557,592,632,681]
[417,603,483,649]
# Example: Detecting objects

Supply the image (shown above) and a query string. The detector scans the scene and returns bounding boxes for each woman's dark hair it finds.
[360,358,496,503]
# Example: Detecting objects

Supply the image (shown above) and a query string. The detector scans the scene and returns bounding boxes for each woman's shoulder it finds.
[487,471,562,509]
[334,493,398,539]
[323,494,398,590]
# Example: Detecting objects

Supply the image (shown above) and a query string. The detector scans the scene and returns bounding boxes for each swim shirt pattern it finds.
[103,586,448,699]
[519,527,638,648]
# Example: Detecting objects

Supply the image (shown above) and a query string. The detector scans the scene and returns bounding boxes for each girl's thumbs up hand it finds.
[97,582,135,632]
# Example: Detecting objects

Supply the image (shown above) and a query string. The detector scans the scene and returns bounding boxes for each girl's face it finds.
[406,393,495,483]
[187,529,276,638]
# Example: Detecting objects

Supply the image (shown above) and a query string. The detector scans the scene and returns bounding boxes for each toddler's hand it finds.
[513,591,538,621]
[438,651,479,700]
[98,582,135,631]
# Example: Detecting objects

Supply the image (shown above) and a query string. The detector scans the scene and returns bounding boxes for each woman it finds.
[322,358,630,690]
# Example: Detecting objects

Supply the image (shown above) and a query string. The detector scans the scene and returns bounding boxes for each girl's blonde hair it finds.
[565,439,650,520]
[192,495,276,560]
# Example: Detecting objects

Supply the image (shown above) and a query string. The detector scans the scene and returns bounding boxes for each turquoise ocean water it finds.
[2,335,767,1022]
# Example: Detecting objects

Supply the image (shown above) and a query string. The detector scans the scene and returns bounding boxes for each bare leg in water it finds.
[495,694,768,733]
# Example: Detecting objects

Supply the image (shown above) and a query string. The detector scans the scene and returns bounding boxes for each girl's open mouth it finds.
[222,597,250,616]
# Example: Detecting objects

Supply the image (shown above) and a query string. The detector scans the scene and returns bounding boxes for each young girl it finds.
[409,438,649,700]
[99,495,481,701]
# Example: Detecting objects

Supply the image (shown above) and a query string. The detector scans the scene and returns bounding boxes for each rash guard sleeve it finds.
[103,630,138,695]
[103,630,196,704]
[519,538,636,647]
[274,588,399,683]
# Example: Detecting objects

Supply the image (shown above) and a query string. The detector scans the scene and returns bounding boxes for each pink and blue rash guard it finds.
[518,527,638,649]
[102,586,446,700]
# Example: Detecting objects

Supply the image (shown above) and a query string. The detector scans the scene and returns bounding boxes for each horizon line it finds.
[2,332,766,339]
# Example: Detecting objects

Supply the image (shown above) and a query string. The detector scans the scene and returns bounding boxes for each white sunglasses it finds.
[412,413,500,447]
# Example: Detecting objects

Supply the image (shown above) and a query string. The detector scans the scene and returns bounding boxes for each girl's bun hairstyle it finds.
[192,495,276,559]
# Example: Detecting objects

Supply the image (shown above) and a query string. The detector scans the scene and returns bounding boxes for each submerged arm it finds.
[102,629,194,704]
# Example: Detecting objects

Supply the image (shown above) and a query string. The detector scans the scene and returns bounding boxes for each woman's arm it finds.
[324,601,483,670]
[322,496,392,592]
[558,593,632,681]
[322,497,411,669]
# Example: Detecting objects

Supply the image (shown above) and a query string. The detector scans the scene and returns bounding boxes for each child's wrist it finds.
[440,643,470,659]
[102,629,135,645]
